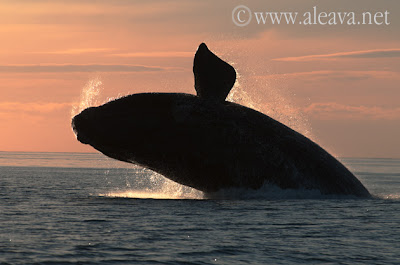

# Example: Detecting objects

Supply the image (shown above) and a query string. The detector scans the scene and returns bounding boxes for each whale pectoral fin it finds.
[193,43,236,103]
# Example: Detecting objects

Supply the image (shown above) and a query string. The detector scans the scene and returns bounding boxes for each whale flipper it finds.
[193,43,236,103]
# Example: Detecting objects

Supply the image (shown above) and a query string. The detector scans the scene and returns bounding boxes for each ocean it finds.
[1,151,399,264]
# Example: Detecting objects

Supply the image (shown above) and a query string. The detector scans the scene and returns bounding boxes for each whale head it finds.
[71,93,196,163]
[72,42,237,162]
[71,91,238,192]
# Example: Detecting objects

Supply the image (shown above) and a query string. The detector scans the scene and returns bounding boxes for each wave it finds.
[374,193,400,200]
[98,182,392,200]
[98,168,399,201]
[99,171,204,199]
[99,189,203,200]
[204,183,369,200]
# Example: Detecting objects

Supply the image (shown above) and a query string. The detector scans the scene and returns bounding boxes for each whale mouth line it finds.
[72,120,88,144]
[77,133,91,145]
[71,111,97,145]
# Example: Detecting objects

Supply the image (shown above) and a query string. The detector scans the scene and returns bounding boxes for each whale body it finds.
[72,43,370,197]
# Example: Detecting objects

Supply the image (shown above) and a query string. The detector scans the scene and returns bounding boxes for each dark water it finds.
[1,152,400,264]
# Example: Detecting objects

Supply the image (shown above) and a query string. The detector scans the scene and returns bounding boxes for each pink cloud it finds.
[304,102,400,120]
[110,51,193,58]
[258,70,400,81]
[0,102,72,113]
[30,48,116,55]
[273,49,400,62]
[0,64,165,73]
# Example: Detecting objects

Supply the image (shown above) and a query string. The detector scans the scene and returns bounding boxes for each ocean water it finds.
[1,152,400,265]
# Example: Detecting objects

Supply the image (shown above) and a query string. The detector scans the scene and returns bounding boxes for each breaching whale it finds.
[72,43,371,197]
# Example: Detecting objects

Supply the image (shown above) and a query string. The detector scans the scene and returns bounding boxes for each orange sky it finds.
[0,0,399,158]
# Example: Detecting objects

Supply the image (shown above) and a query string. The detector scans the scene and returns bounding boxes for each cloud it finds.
[1,0,399,41]
[259,70,400,81]
[0,64,165,73]
[0,102,72,113]
[0,101,76,128]
[30,48,116,55]
[110,51,193,58]
[273,49,400,62]
[304,102,400,120]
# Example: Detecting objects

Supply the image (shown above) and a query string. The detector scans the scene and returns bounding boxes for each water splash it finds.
[101,171,204,200]
[71,76,203,199]
[226,76,259,111]
[377,194,400,200]
[227,70,314,140]
[71,76,103,117]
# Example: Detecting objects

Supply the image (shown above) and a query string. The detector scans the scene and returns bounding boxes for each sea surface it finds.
[1,151,399,264]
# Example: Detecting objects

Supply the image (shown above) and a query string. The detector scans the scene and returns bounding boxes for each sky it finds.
[0,0,399,158]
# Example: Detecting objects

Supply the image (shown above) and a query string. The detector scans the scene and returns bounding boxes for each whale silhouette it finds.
[72,43,371,197]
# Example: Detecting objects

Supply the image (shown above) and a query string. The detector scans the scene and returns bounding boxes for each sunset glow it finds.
[1,0,399,158]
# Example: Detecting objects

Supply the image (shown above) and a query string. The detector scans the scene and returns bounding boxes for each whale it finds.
[72,43,371,197]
